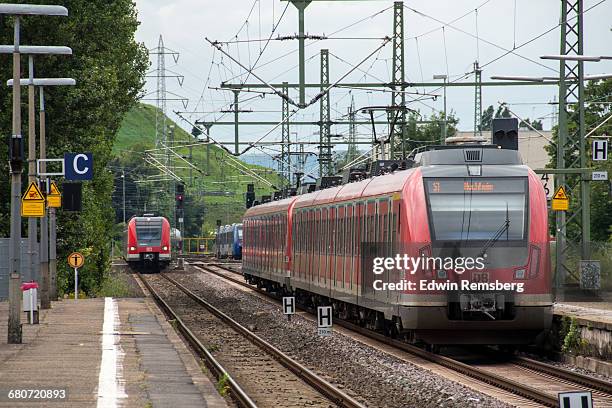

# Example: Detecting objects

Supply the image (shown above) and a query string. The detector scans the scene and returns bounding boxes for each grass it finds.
[95,274,130,298]
[113,103,283,234]
[216,373,230,396]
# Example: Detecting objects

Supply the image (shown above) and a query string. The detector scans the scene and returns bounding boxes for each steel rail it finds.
[160,272,367,408]
[513,356,612,395]
[211,262,612,401]
[194,262,574,407]
[135,272,258,408]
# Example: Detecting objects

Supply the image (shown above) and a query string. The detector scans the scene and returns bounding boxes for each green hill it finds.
[113,103,158,153]
[113,103,281,236]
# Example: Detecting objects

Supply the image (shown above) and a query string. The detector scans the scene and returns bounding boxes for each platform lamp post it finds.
[0,3,68,344]
[433,74,447,144]
[3,47,72,309]
[8,77,76,308]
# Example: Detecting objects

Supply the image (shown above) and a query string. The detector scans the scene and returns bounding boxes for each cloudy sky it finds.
[133,0,612,160]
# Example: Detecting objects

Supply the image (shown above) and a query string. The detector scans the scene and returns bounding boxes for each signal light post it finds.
[1,3,68,344]
[8,78,77,307]
[176,184,184,255]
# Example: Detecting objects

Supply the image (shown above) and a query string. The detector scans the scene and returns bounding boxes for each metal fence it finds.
[184,237,215,255]
[0,238,39,300]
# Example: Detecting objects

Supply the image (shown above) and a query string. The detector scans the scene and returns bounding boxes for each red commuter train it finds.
[242,146,552,345]
[124,215,172,271]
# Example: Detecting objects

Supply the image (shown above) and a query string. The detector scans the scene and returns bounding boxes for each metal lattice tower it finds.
[474,61,482,137]
[555,0,589,288]
[319,49,332,176]
[391,1,406,158]
[347,95,358,164]
[147,35,183,151]
[145,34,187,224]
[281,82,291,184]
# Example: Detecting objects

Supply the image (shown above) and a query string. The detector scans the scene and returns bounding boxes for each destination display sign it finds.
[426,178,527,194]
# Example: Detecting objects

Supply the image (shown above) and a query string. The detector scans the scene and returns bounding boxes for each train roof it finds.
[244,147,527,217]
[129,216,168,224]
[243,195,297,217]
[244,169,418,217]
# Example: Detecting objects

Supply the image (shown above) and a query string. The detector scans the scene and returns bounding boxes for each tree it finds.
[480,105,495,131]
[0,1,148,295]
[544,78,612,242]
[495,105,511,118]
[519,118,544,130]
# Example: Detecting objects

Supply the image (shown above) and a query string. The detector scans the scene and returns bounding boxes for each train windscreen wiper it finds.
[478,203,510,258]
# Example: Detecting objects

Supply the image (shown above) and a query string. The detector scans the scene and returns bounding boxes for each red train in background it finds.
[124,214,172,271]
[242,146,552,345]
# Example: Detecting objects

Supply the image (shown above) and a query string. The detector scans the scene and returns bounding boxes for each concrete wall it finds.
[0,238,39,300]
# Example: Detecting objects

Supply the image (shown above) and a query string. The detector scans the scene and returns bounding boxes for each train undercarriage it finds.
[243,273,551,347]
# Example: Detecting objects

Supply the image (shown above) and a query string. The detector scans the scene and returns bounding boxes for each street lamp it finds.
[433,74,448,144]
[0,3,68,345]
[4,47,72,311]
[7,77,76,309]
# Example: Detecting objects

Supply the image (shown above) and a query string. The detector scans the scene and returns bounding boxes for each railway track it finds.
[192,261,612,408]
[136,271,366,408]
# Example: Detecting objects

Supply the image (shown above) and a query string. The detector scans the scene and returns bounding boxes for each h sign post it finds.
[64,153,93,180]
[317,306,333,336]
[592,140,608,161]
[282,297,295,321]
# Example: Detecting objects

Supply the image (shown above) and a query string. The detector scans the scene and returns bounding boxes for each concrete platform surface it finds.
[554,302,612,330]
[0,298,229,408]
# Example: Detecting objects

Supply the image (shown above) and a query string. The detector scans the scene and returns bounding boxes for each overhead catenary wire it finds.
[404,4,557,73]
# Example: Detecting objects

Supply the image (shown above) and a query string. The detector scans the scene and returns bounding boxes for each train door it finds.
[314,208,321,287]
[361,200,377,296]
[319,208,330,287]
[353,202,362,296]
[377,198,390,303]
[335,205,343,291]
[335,205,344,291]
[294,211,300,281]
[306,209,313,288]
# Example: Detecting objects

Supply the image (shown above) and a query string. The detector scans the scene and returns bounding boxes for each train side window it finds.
[298,211,302,253]
[344,205,349,255]
[324,208,328,256]
[338,207,343,256]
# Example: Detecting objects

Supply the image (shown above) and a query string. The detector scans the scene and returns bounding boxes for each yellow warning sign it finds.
[21,182,45,217]
[47,181,61,208]
[552,186,569,211]
[49,182,61,196]
[68,252,84,268]
[23,182,44,201]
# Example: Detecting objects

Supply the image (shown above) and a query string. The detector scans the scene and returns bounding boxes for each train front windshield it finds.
[136,220,163,246]
[425,178,528,243]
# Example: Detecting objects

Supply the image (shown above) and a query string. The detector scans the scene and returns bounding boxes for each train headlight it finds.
[514,268,526,279]
[129,246,136,251]
[467,165,482,176]
[163,246,168,251]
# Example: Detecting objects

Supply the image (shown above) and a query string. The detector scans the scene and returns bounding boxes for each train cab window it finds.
[135,220,163,246]
[425,177,528,242]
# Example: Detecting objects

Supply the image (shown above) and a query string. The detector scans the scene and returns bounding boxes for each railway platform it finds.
[553,301,612,376]
[0,298,228,408]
